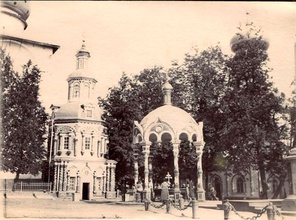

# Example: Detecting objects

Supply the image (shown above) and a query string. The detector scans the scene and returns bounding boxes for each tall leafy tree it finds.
[169,46,230,188]
[98,67,165,184]
[1,49,48,180]
[219,25,288,198]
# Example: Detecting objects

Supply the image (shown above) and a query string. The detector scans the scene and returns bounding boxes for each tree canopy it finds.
[1,49,48,180]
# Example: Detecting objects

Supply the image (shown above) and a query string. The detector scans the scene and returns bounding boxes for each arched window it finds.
[64,136,69,150]
[161,132,172,142]
[85,137,91,150]
[237,177,245,193]
[73,84,80,98]
[84,83,90,98]
[179,133,188,141]
[149,133,157,143]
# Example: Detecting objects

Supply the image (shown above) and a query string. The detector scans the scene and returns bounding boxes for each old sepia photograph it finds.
[1,1,295,219]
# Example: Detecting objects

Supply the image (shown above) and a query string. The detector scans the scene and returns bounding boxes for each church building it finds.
[50,42,117,201]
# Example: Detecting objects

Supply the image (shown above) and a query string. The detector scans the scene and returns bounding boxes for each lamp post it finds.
[48,104,60,191]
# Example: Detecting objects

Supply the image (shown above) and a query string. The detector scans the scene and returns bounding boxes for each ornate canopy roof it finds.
[134,76,203,144]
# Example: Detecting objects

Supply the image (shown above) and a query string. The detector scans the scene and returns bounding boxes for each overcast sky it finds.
[21,1,296,113]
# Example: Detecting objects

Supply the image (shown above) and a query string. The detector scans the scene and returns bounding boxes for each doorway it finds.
[82,183,90,200]
[212,176,222,200]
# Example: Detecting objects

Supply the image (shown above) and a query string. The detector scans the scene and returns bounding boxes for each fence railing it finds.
[144,198,284,220]
[13,182,51,192]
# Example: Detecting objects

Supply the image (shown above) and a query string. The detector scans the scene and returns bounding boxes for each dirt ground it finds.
[1,195,294,220]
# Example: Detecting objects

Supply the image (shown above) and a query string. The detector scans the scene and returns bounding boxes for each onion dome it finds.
[1,0,30,30]
[230,32,269,53]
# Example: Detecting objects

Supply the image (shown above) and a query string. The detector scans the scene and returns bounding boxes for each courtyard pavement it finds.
[0,192,294,220]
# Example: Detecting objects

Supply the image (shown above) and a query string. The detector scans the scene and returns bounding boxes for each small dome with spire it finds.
[67,41,97,82]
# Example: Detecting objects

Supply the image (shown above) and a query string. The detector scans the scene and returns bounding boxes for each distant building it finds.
[50,42,117,201]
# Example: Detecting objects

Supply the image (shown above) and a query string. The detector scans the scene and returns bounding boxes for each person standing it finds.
[160,179,169,204]
[209,184,218,200]
[185,180,190,201]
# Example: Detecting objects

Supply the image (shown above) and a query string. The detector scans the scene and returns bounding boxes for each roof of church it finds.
[55,101,103,121]
[67,69,97,82]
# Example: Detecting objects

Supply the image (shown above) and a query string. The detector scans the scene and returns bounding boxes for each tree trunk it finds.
[258,163,268,199]
[15,171,20,181]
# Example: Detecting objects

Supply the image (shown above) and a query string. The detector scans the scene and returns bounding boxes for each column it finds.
[102,171,106,195]
[110,163,116,194]
[97,141,100,157]
[53,161,58,191]
[195,141,205,201]
[56,162,60,191]
[66,170,70,191]
[61,161,64,191]
[53,134,58,154]
[93,171,97,195]
[91,134,94,155]
[74,138,77,157]
[81,132,84,155]
[60,134,64,151]
[148,156,153,201]
[173,142,181,200]
[148,156,153,181]
[76,171,80,193]
[63,161,68,191]
[105,166,109,192]
[133,145,139,186]
[101,137,105,154]
[59,162,63,191]
[142,143,150,200]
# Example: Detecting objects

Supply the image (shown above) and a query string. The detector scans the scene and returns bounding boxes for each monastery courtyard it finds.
[1,192,294,220]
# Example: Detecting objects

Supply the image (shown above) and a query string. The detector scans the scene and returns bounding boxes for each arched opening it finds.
[73,84,80,98]
[232,175,246,194]
[161,132,172,142]
[150,141,174,189]
[179,133,188,141]
[178,141,197,188]
[149,133,157,143]
[236,177,245,193]
[210,175,222,200]
[192,134,197,142]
